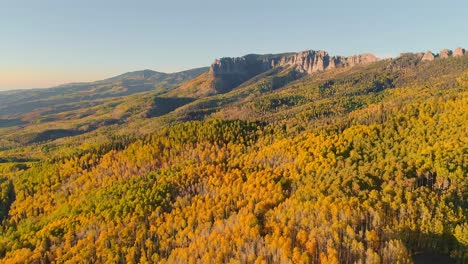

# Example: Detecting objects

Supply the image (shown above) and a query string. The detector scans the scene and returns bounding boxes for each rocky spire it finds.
[439,49,452,59]
[453,47,466,57]
[210,50,379,77]
[421,51,435,61]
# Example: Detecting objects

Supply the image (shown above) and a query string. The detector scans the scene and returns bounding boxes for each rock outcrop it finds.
[419,48,465,62]
[271,50,331,73]
[209,50,379,92]
[453,47,465,57]
[421,51,435,61]
[269,51,379,74]
[439,49,452,58]
[209,55,272,78]
[209,54,276,92]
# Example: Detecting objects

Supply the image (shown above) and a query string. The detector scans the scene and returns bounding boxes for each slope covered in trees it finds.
[0,52,466,263]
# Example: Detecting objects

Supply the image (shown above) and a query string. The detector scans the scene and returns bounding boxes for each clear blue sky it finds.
[1,0,467,90]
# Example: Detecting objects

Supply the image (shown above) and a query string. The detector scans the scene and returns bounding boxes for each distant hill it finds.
[0,67,208,116]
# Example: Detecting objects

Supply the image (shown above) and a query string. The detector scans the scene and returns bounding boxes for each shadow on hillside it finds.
[0,119,27,128]
[145,97,195,118]
[398,229,466,264]
[0,178,15,223]
[14,119,122,144]
[413,253,454,264]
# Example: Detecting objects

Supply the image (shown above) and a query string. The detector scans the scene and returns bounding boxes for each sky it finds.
[0,0,467,90]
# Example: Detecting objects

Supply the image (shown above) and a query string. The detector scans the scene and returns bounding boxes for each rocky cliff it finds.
[270,50,379,74]
[421,47,465,61]
[208,47,466,93]
[209,54,276,92]
[209,50,379,92]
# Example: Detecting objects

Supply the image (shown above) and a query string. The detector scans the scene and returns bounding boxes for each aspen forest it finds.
[0,52,467,263]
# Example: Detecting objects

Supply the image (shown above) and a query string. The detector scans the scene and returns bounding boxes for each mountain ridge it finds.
[1,47,464,95]
[0,67,209,117]
[208,50,380,93]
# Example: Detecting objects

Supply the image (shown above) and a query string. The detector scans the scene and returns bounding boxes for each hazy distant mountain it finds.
[0,67,208,116]
[101,68,208,84]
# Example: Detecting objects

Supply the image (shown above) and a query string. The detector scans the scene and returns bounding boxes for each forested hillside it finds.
[0,51,466,263]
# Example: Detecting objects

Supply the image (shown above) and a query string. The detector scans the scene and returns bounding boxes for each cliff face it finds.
[209,55,273,92]
[209,47,466,93]
[209,50,379,92]
[269,50,378,73]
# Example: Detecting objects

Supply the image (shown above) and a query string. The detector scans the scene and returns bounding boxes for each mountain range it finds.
[0,47,465,146]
